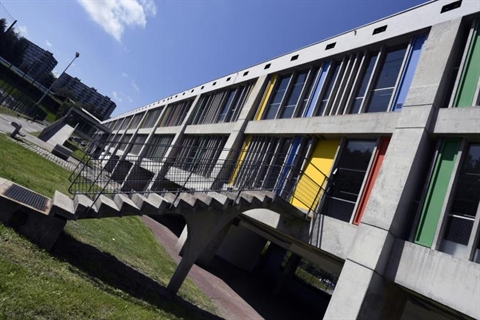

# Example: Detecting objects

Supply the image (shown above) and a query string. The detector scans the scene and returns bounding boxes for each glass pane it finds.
[443,216,473,245]
[350,98,363,114]
[365,88,394,113]
[357,54,378,97]
[321,139,375,221]
[449,144,480,218]
[375,47,407,89]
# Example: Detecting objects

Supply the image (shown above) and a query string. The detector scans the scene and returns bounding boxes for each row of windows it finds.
[159,100,193,127]
[189,82,254,125]
[257,35,426,120]
[175,135,228,177]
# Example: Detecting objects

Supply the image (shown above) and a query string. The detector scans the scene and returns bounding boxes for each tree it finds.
[38,72,56,88]
[0,18,27,66]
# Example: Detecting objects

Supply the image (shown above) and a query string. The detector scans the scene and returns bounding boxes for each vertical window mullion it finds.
[359,47,385,114]
[331,55,354,115]
[325,57,347,116]
[345,51,368,114]
[293,68,314,118]
[274,73,295,119]
[340,52,363,115]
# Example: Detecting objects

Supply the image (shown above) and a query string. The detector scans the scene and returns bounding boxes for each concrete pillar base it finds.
[167,208,241,294]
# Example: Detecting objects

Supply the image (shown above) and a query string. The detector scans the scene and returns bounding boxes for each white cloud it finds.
[46,40,52,47]
[112,91,122,102]
[126,96,134,103]
[17,25,28,37]
[131,80,139,93]
[122,72,129,78]
[77,0,157,42]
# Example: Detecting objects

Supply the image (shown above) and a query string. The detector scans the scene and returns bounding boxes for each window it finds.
[158,99,193,127]
[145,135,174,160]
[130,135,147,155]
[451,19,480,108]
[364,46,407,113]
[142,108,163,128]
[231,136,310,193]
[255,35,425,119]
[189,82,254,125]
[350,53,378,114]
[439,143,480,261]
[129,112,145,129]
[175,136,228,177]
[321,140,376,222]
[280,72,308,119]
[264,75,291,119]
[259,68,319,120]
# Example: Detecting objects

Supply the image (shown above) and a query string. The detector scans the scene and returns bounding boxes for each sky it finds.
[0,0,427,117]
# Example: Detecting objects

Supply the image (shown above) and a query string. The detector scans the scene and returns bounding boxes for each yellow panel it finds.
[254,75,277,120]
[291,140,340,210]
[229,136,252,184]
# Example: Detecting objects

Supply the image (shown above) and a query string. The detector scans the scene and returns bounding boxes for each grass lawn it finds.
[0,133,216,318]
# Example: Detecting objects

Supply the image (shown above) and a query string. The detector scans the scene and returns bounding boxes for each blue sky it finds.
[1,0,426,117]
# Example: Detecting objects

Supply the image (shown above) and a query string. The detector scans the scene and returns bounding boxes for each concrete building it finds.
[97,1,480,318]
[21,39,57,80]
[52,73,116,120]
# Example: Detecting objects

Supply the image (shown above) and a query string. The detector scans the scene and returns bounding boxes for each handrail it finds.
[69,139,331,218]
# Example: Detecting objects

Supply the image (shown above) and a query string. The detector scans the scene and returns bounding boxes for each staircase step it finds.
[132,193,161,216]
[148,193,169,213]
[207,192,233,208]
[242,191,274,205]
[114,194,141,216]
[196,192,230,210]
[223,192,252,209]
[49,191,76,220]
[74,194,98,218]
[94,195,120,217]
[178,193,209,210]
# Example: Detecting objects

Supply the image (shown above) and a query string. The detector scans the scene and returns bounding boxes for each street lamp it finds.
[33,52,79,111]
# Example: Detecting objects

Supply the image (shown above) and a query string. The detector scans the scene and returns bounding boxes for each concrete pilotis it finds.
[166,208,242,293]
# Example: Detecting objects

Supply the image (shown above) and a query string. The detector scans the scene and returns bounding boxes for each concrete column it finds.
[274,253,301,295]
[167,208,242,293]
[324,18,464,319]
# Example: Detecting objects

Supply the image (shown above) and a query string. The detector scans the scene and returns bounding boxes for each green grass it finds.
[0,133,71,196]
[0,133,217,318]
[0,105,21,117]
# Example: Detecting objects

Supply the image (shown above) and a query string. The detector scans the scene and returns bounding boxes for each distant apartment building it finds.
[21,39,57,80]
[52,73,116,120]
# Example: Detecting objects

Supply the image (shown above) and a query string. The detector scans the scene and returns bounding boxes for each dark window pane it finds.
[357,54,378,97]
[365,88,394,113]
[443,216,473,245]
[375,47,407,89]
[321,139,375,222]
[350,98,363,114]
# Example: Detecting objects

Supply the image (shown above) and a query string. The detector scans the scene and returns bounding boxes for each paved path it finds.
[141,216,263,320]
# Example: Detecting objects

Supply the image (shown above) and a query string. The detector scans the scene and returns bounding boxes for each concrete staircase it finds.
[50,189,284,220]
[0,177,304,222]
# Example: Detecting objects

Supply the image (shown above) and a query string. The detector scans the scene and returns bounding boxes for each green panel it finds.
[454,21,480,108]
[414,140,461,247]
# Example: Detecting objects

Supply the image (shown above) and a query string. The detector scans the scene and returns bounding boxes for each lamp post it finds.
[33,52,79,111]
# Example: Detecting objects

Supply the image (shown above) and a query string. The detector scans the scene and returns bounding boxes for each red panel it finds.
[352,138,390,225]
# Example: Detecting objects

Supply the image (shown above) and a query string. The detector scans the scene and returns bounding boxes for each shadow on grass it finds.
[51,232,222,320]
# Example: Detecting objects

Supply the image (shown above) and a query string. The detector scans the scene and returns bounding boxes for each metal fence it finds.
[69,139,331,216]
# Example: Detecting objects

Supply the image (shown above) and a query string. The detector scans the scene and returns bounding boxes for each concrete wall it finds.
[387,240,480,319]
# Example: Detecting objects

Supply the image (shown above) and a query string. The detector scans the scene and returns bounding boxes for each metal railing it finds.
[69,139,331,217]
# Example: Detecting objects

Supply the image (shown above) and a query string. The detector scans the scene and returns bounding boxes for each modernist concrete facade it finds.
[52,72,116,120]
[98,1,480,318]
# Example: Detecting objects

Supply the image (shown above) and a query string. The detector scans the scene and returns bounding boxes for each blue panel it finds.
[391,34,427,111]
[276,137,301,194]
[304,61,331,117]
